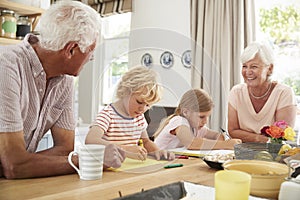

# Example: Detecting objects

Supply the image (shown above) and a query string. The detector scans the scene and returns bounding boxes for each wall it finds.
[129,0,192,107]
[77,0,192,124]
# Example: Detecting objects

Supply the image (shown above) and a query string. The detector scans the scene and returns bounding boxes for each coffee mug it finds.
[215,170,251,200]
[68,144,106,180]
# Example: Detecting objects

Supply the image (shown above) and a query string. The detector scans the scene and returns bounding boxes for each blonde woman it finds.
[86,66,175,161]
[154,89,241,150]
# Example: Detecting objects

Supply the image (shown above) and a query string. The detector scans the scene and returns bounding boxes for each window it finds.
[100,13,131,105]
[256,0,300,86]
[255,0,300,143]
[75,13,131,125]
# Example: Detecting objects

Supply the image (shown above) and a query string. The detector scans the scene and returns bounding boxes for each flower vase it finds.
[267,143,283,156]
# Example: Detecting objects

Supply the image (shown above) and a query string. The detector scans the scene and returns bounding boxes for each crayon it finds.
[176,155,189,159]
[164,163,183,169]
[138,139,143,147]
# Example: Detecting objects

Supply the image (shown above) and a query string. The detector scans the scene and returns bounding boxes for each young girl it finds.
[85,66,174,161]
[154,89,241,150]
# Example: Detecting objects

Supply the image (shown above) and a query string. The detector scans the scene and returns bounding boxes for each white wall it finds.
[77,0,192,125]
[129,0,192,107]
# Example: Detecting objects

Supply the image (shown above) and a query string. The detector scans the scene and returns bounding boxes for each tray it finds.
[113,181,186,200]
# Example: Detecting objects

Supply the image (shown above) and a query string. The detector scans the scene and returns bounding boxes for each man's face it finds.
[67,42,96,76]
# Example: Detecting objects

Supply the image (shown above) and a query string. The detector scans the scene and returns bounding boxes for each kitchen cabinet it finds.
[0,0,44,45]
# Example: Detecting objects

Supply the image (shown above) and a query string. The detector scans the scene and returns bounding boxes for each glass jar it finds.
[16,16,31,39]
[0,9,17,39]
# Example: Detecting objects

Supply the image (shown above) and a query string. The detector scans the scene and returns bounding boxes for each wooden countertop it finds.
[0,158,217,200]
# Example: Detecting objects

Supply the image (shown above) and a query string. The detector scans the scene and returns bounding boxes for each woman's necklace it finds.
[249,82,272,100]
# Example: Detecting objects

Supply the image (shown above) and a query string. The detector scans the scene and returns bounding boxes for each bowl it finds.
[223,160,289,199]
[202,153,235,170]
[202,158,224,170]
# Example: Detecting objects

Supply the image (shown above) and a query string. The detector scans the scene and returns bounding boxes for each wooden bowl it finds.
[223,160,289,199]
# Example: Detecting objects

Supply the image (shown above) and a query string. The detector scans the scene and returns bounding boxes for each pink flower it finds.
[273,120,288,129]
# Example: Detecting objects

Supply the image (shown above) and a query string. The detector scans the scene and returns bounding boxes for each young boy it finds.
[85,66,174,161]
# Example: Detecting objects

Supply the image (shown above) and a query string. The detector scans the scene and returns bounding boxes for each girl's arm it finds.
[188,138,242,150]
[176,125,241,150]
[205,129,224,141]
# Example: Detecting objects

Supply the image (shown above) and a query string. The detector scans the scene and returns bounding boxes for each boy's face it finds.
[124,93,151,118]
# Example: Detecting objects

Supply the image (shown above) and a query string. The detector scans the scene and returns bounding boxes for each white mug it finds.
[68,144,106,180]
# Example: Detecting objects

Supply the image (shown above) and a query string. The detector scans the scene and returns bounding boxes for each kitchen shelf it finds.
[0,0,44,15]
[0,37,22,45]
[0,0,45,45]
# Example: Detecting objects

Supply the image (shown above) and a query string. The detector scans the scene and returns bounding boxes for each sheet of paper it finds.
[110,158,169,173]
[168,147,234,158]
[182,182,268,200]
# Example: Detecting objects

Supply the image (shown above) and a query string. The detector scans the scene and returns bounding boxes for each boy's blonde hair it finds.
[116,66,161,105]
[153,89,214,138]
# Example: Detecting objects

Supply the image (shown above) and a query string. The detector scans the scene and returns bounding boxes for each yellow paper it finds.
[110,158,169,172]
[169,147,234,158]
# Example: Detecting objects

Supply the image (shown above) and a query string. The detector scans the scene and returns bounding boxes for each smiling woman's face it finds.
[241,54,272,88]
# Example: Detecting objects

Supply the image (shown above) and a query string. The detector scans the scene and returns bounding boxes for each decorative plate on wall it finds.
[181,50,191,68]
[160,51,174,68]
[141,53,153,67]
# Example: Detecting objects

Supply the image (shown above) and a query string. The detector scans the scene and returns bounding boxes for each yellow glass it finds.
[215,170,251,200]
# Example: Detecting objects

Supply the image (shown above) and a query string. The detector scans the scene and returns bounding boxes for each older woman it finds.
[228,42,297,143]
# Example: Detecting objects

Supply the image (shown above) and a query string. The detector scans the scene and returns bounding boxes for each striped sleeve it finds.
[93,106,147,146]
[93,106,112,132]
